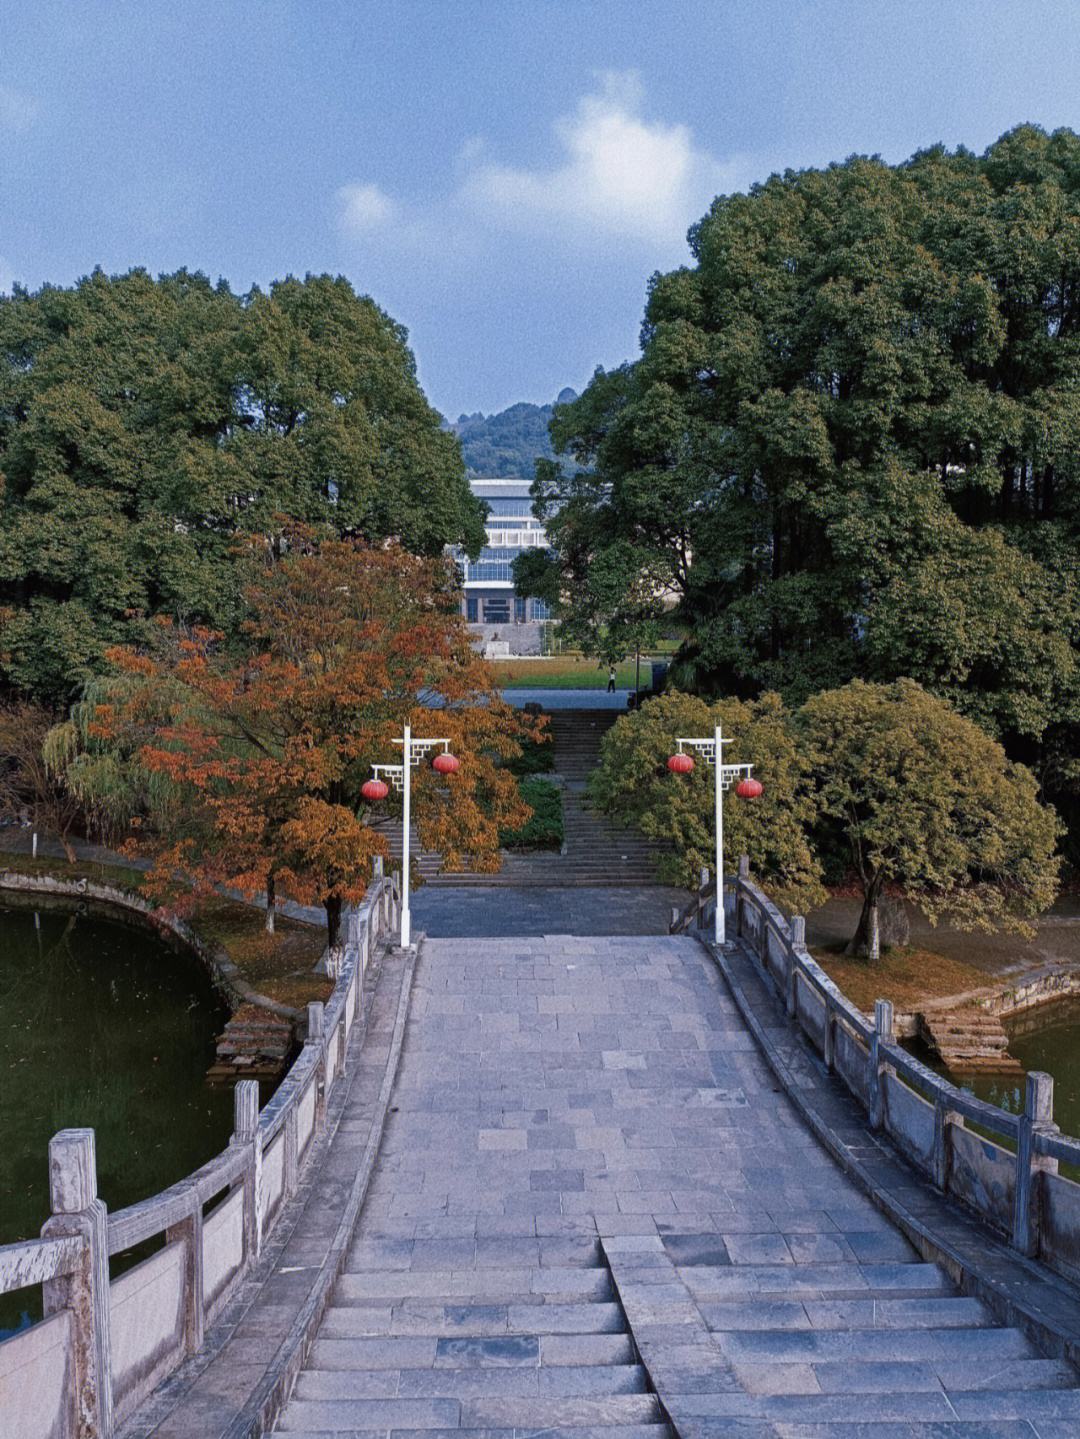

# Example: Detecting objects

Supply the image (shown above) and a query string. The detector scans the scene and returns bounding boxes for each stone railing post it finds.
[736,855,749,939]
[1013,1071,1057,1257]
[933,1089,963,1192]
[787,916,804,1018]
[166,1188,204,1357]
[308,1001,328,1129]
[869,999,894,1130]
[233,1080,261,1260]
[40,1129,114,1439]
[698,866,709,930]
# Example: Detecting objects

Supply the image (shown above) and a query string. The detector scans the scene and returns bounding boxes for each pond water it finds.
[945,998,1080,1141]
[0,899,237,1336]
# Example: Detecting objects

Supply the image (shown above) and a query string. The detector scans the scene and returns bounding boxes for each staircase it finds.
[376,709,667,887]
[275,1232,672,1435]
[919,1004,1023,1074]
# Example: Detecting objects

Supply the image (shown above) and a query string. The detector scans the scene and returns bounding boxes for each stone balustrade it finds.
[673,859,1080,1281]
[0,871,400,1439]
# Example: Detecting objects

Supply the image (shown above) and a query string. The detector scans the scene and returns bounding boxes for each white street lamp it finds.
[668,724,760,946]
[363,723,457,949]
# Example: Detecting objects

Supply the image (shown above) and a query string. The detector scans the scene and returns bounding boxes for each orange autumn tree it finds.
[103,528,541,945]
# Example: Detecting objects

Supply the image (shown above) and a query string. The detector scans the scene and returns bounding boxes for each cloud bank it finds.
[335,71,741,253]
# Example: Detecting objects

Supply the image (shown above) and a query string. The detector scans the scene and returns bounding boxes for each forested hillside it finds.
[0,270,486,705]
[449,390,577,476]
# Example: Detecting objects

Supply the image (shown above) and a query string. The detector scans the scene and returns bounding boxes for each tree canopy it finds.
[0,269,486,706]
[800,679,1061,959]
[79,530,539,945]
[587,689,824,909]
[535,126,1080,833]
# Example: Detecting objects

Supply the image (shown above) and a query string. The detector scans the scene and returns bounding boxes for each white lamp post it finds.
[366,723,456,949]
[668,724,758,946]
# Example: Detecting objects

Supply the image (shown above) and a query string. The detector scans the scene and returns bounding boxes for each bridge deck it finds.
[274,934,1080,1437]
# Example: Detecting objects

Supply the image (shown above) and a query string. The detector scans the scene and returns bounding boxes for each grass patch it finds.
[497,657,648,689]
[500,777,565,850]
[812,943,990,1014]
[0,852,332,1011]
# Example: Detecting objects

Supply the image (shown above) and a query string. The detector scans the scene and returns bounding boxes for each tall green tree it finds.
[538,127,1080,778]
[0,270,485,706]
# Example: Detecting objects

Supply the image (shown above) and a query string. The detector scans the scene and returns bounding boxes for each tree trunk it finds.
[325,894,342,951]
[265,873,276,935]
[58,829,77,864]
[847,873,884,961]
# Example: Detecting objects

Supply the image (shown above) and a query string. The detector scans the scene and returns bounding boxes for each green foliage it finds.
[504,735,555,777]
[0,269,485,706]
[537,127,1080,817]
[500,776,564,850]
[800,680,1062,957]
[587,690,824,908]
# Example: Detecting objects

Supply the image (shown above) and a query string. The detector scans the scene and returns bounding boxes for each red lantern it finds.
[736,777,763,799]
[361,778,389,802]
[433,752,459,775]
[667,753,694,774]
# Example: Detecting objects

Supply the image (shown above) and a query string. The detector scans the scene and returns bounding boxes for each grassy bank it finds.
[497,657,650,689]
[812,943,990,1014]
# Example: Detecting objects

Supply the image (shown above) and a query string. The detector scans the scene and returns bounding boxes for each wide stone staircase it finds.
[374,708,665,888]
[275,1232,672,1435]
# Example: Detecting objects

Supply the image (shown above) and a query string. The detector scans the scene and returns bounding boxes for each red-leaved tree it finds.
[100,529,541,945]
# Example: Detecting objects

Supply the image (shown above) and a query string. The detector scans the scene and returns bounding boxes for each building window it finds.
[514,597,527,622]
[529,598,551,621]
[466,597,478,623]
[484,597,510,624]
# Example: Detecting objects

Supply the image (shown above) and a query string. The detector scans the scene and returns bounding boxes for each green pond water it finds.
[0,899,238,1337]
[944,997,1080,1138]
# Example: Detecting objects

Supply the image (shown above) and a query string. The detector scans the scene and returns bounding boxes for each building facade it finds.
[455,478,551,634]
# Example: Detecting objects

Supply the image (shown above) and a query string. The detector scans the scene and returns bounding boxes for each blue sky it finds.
[3,2,1080,418]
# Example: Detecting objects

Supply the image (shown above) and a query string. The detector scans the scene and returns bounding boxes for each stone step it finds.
[276,1393,664,1431]
[686,1260,956,1300]
[319,1300,629,1339]
[309,1331,637,1370]
[712,1322,1039,1364]
[294,1362,651,1400]
[346,1235,603,1270]
[336,1267,614,1303]
[278,1427,668,1438]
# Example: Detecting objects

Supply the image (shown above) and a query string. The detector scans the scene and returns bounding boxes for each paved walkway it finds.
[412,885,686,938]
[274,935,1080,1437]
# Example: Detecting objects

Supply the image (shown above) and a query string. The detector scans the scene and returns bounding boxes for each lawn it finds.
[812,944,990,1014]
[497,656,653,689]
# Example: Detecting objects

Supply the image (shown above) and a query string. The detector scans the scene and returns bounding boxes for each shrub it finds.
[500,777,564,850]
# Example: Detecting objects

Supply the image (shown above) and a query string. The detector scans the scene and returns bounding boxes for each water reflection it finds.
[0,900,236,1335]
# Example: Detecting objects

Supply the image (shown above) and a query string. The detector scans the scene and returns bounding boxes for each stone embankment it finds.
[917,1005,1023,1074]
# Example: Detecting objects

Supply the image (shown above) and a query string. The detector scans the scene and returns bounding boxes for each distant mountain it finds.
[447,390,578,478]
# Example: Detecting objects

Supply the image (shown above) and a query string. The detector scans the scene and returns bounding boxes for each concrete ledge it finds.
[706,935,1080,1373]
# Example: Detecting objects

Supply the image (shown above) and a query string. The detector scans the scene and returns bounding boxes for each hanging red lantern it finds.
[736,777,763,799]
[667,753,694,774]
[361,778,389,802]
[433,752,460,775]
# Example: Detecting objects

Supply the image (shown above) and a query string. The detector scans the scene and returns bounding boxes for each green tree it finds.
[538,127,1080,771]
[0,270,485,706]
[587,689,823,908]
[799,680,1061,960]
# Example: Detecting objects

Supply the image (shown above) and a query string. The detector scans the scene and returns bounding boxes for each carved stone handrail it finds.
[700,859,1080,1279]
[0,871,401,1439]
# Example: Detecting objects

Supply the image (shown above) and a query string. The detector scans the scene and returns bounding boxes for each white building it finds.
[455,479,551,640]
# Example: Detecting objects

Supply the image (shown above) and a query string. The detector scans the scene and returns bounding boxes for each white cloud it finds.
[0,84,40,132]
[457,70,735,245]
[335,182,397,235]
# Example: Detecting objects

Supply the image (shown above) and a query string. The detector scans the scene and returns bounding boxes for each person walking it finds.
[607,664,616,692]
